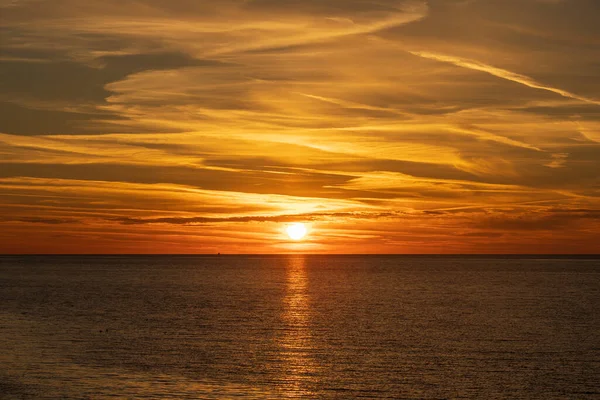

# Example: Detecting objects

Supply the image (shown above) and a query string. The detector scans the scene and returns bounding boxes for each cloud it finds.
[113,211,399,225]
[0,217,76,224]
[0,51,229,134]
[477,209,600,231]
[408,51,600,106]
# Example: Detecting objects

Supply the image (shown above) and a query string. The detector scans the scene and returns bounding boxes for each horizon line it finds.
[1,253,599,258]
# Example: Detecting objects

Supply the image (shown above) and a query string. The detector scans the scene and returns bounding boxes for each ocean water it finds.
[1,255,599,399]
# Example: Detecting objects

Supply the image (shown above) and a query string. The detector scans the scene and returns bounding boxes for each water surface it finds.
[1,255,599,398]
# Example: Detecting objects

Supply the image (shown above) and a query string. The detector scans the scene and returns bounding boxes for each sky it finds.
[1,0,599,254]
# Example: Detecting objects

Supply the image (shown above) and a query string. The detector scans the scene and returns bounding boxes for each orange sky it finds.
[1,0,599,253]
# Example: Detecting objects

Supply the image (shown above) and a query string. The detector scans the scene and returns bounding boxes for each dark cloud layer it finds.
[0,50,230,134]
[114,211,399,225]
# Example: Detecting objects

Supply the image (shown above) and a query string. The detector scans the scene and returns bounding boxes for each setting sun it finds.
[286,223,308,241]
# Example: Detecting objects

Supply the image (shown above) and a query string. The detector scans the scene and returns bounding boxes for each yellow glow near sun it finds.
[286,223,308,240]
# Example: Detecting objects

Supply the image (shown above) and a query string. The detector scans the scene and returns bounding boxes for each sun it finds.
[286,223,308,240]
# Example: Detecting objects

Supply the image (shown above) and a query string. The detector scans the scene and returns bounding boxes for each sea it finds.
[1,255,599,399]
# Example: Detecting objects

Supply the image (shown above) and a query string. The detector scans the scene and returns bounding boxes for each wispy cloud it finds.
[408,51,600,106]
[114,211,399,225]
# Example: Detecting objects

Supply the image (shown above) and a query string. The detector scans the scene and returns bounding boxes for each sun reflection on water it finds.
[279,255,317,397]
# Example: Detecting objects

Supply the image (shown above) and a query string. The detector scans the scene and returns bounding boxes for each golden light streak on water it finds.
[279,255,317,397]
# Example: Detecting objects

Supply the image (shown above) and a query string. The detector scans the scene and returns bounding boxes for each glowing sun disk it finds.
[286,223,307,240]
